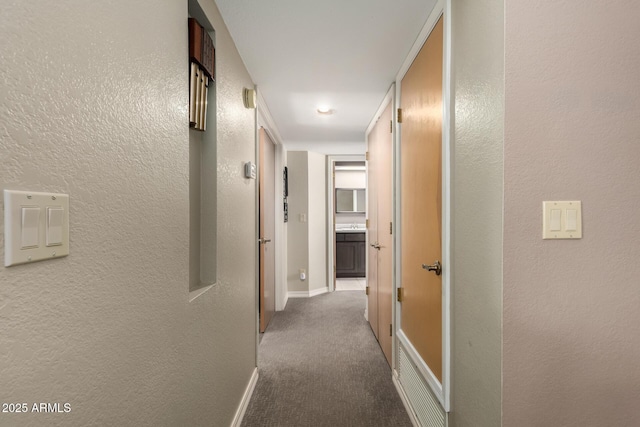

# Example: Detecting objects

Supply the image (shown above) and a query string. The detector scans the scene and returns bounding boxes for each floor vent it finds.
[398,343,445,427]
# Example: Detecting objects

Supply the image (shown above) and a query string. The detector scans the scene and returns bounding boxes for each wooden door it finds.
[367,143,379,340]
[376,102,394,366]
[259,128,276,333]
[367,101,393,365]
[400,16,444,382]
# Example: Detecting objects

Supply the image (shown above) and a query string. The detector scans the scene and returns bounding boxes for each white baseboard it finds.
[231,367,258,427]
[288,287,329,298]
[309,286,329,297]
[393,370,420,427]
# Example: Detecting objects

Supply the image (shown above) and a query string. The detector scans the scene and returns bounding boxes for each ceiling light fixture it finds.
[317,106,333,115]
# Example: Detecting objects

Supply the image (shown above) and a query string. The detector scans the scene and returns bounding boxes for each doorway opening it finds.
[326,156,366,293]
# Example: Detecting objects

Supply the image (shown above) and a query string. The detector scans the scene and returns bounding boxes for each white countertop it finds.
[335,225,366,233]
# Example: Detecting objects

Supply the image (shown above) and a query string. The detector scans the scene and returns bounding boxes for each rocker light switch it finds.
[549,209,561,231]
[21,207,40,248]
[4,190,70,267]
[543,201,582,239]
[47,207,64,246]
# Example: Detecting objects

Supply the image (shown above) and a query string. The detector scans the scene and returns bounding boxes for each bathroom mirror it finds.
[336,188,366,213]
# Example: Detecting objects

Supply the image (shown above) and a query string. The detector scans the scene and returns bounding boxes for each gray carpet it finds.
[242,291,412,427]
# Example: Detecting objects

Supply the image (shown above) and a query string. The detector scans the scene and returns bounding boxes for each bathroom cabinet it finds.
[335,232,366,277]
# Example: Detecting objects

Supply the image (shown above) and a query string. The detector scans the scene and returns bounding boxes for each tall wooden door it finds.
[400,16,444,382]
[367,101,394,366]
[259,128,276,333]
[367,141,379,340]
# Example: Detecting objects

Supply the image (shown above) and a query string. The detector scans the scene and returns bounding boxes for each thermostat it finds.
[244,162,257,179]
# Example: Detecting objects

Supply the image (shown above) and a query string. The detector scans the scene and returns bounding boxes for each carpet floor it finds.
[241,291,412,427]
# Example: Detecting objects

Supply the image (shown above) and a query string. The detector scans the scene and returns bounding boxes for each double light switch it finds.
[4,190,69,267]
[543,201,582,239]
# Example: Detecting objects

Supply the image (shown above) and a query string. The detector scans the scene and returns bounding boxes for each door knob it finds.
[370,242,381,250]
[258,238,272,244]
[421,260,442,276]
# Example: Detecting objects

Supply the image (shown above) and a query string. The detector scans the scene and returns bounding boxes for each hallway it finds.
[242,292,410,426]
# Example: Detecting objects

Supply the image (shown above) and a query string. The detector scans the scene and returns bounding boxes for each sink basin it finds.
[336,224,366,233]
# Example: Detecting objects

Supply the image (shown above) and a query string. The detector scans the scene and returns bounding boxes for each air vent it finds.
[398,342,446,427]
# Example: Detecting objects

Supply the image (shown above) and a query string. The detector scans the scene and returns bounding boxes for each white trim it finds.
[365,85,395,136]
[392,370,420,427]
[326,154,367,294]
[257,89,283,146]
[230,367,259,427]
[395,0,445,83]
[394,0,452,413]
[309,286,328,297]
[441,0,453,412]
[334,165,366,171]
[287,287,329,298]
[188,284,214,302]
[253,86,261,373]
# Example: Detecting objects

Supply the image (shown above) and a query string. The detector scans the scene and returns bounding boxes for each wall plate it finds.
[4,190,70,267]
[542,200,582,239]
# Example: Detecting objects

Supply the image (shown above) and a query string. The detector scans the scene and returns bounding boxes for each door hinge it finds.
[390,222,393,235]
[390,120,392,133]
[365,287,369,296]
[365,151,369,161]
[397,287,403,302]
[397,108,403,123]
[365,219,369,229]
[390,323,393,336]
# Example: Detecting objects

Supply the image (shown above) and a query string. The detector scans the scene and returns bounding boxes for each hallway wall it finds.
[286,152,310,293]
[0,0,257,425]
[286,151,327,295]
[307,152,327,293]
[450,0,504,426]
[504,1,640,425]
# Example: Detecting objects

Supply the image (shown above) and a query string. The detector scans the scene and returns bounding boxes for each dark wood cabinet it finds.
[336,232,366,277]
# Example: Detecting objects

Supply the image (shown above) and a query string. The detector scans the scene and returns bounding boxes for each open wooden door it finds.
[376,102,394,366]
[367,101,394,366]
[259,128,276,333]
[367,140,379,340]
[399,16,444,381]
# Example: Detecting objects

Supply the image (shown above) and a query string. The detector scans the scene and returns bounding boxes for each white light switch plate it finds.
[543,201,582,239]
[4,190,70,266]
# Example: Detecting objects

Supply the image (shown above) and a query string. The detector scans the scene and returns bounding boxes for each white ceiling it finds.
[214,0,437,154]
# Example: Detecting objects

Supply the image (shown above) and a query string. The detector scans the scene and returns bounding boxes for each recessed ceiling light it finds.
[317,106,333,115]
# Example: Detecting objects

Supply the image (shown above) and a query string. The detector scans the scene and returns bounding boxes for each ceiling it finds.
[214,0,437,154]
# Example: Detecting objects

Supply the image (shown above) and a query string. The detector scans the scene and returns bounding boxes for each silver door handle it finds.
[421,260,442,276]
[258,238,272,244]
[370,242,381,250]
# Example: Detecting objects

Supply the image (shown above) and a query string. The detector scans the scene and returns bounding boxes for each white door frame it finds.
[326,154,366,293]
[393,0,453,411]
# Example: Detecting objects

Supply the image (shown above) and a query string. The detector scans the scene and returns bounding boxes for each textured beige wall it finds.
[504,1,640,425]
[0,0,256,425]
[286,151,326,293]
[450,1,504,426]
[307,152,327,291]
[286,151,309,292]
[274,144,288,310]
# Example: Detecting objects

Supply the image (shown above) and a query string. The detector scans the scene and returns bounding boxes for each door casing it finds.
[393,0,452,411]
